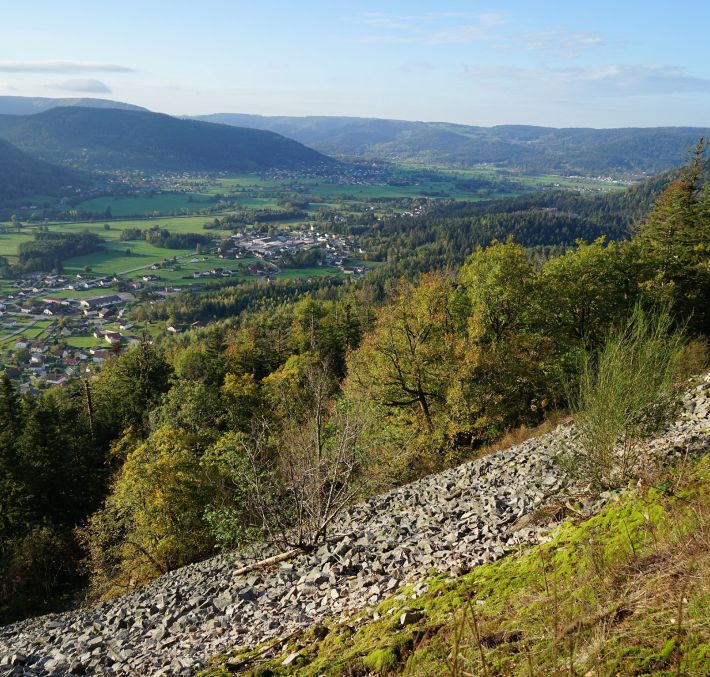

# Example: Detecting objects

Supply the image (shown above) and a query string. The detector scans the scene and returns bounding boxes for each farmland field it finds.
[0,231,32,260]
[63,335,106,349]
[74,193,216,217]
[63,167,623,222]
[0,166,632,388]
[0,166,625,302]
[62,240,195,276]
[0,166,626,294]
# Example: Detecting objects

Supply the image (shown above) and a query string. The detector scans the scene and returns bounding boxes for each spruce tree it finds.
[638,139,710,332]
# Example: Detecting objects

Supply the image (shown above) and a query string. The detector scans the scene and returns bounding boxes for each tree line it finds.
[13,231,104,274]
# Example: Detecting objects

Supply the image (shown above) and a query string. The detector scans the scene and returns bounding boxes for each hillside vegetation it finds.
[0,143,708,677]
[1,144,708,624]
[0,107,334,172]
[195,113,710,176]
[0,138,89,207]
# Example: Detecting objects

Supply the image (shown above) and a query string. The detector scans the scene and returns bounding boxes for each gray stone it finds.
[400,610,424,626]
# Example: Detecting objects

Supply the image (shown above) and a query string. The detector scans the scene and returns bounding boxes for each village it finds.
[0,275,148,393]
[0,225,365,392]
[221,226,362,270]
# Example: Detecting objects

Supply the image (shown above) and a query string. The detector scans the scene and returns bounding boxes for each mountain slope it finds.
[0,380,707,675]
[0,138,88,207]
[0,95,147,115]
[223,442,709,676]
[194,113,710,176]
[0,107,333,172]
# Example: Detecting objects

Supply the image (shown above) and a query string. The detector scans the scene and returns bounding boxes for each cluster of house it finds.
[7,338,125,393]
[0,222,370,390]
[260,163,390,185]
[0,273,147,391]
[190,261,236,280]
[224,228,356,269]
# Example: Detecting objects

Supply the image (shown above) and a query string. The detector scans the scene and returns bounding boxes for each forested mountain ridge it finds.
[192,113,709,176]
[0,138,91,207]
[0,107,335,172]
[328,171,674,285]
[0,95,148,116]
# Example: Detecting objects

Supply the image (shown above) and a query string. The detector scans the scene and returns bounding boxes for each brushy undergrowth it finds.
[565,305,686,489]
[200,452,709,676]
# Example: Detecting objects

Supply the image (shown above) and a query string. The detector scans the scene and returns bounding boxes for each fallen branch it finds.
[233,549,300,578]
[231,532,355,578]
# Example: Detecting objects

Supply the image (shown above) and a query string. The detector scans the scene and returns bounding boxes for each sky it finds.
[1,1,709,128]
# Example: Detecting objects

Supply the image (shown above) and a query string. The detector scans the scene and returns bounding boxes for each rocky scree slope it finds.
[1,377,709,676]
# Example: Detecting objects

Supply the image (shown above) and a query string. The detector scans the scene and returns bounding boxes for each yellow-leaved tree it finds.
[344,272,461,478]
[79,426,213,597]
[446,240,554,449]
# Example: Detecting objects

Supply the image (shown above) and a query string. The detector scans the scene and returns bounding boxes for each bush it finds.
[565,304,685,489]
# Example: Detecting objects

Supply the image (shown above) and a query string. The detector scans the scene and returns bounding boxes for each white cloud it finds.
[462,65,530,82]
[354,11,508,45]
[0,60,133,74]
[463,63,710,96]
[557,64,710,95]
[398,61,434,73]
[49,78,112,94]
[428,26,490,44]
[356,13,419,31]
[517,30,606,58]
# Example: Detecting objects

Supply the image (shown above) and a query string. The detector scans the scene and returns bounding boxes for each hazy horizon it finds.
[2,1,709,128]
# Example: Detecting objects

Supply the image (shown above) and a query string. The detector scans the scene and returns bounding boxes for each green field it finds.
[0,166,627,371]
[62,240,195,277]
[0,231,31,260]
[49,215,218,236]
[63,335,105,349]
[74,193,216,217]
[0,167,623,312]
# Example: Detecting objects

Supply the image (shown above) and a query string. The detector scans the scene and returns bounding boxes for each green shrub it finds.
[565,304,685,488]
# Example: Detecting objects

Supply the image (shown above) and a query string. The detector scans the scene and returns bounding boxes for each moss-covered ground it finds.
[200,452,709,676]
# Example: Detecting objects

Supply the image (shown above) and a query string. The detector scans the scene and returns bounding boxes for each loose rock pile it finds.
[2,376,708,676]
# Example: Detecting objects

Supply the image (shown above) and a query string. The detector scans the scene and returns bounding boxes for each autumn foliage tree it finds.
[79,426,214,597]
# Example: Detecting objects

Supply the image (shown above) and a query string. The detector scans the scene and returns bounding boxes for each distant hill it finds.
[194,113,710,177]
[0,95,148,116]
[0,107,334,172]
[0,138,88,207]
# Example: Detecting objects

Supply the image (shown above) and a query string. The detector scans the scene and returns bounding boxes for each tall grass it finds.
[566,304,686,488]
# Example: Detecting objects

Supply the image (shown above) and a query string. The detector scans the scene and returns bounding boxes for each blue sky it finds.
[1,1,709,127]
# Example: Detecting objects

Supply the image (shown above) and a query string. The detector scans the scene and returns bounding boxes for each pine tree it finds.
[638,139,710,332]
[0,376,28,538]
